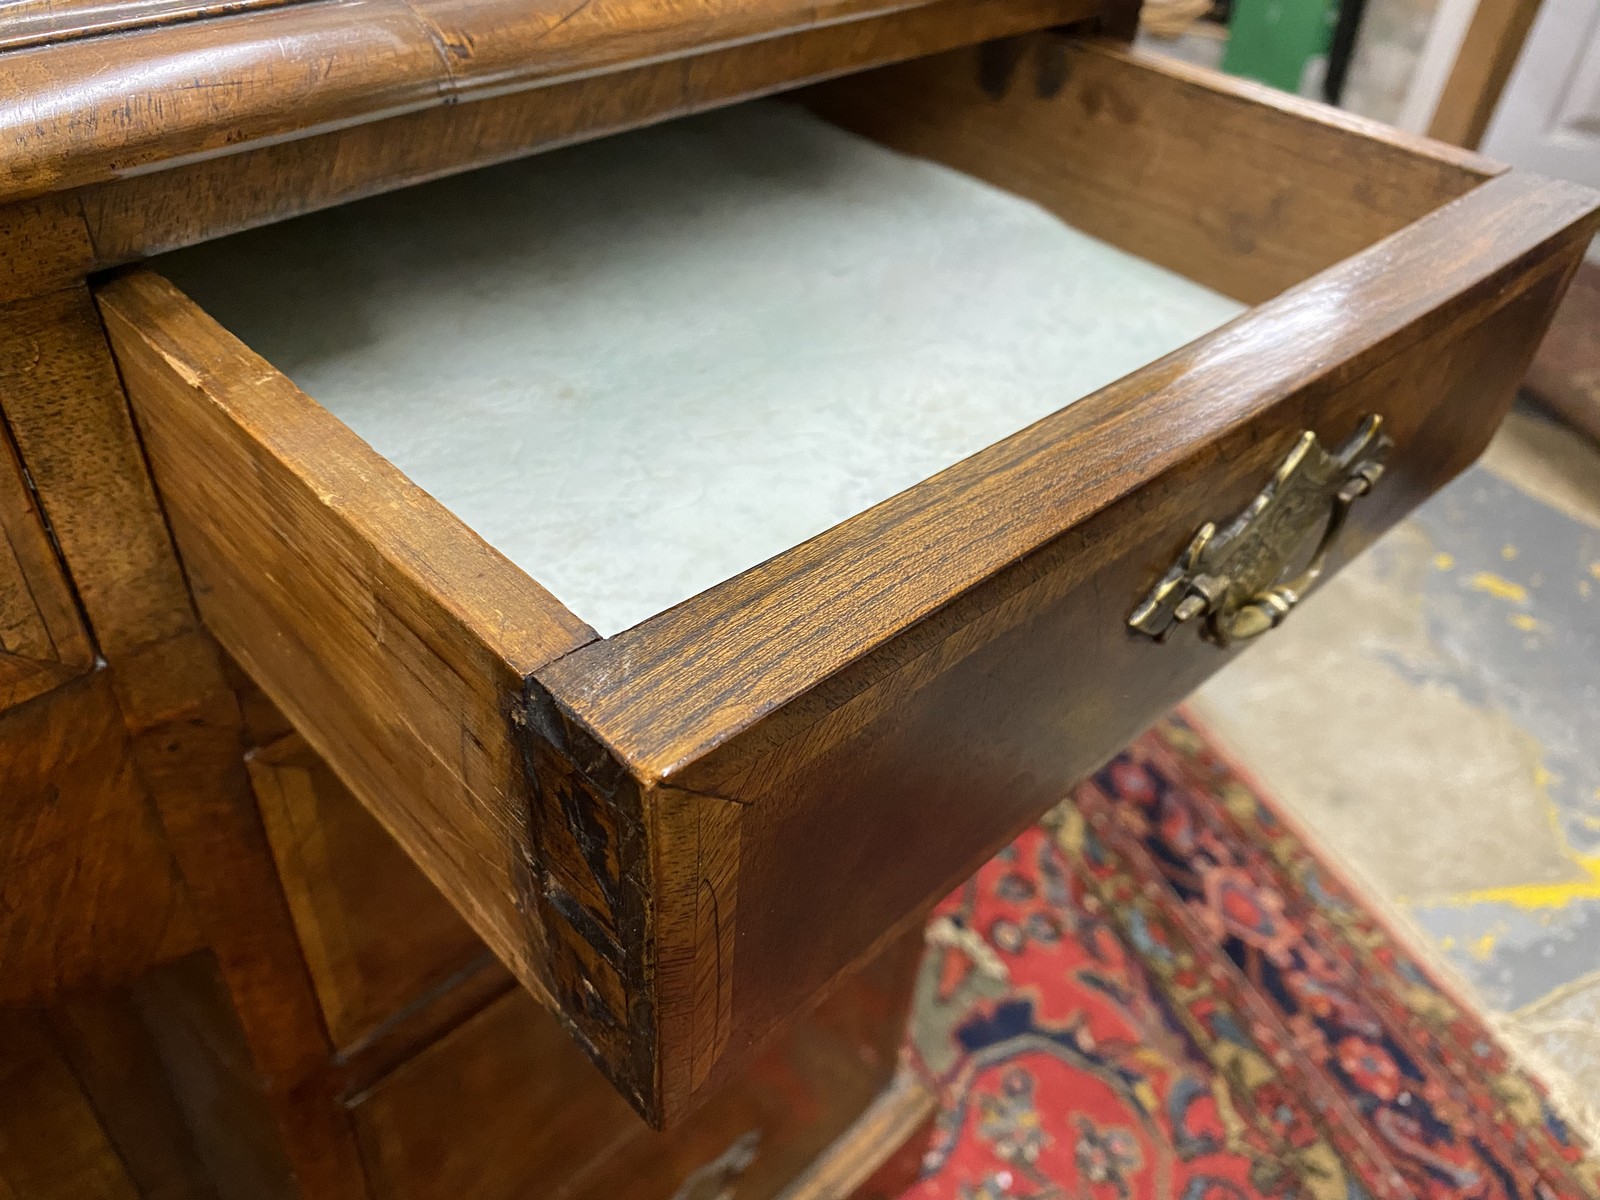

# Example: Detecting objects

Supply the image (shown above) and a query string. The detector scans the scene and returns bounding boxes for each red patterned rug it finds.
[904,712,1598,1200]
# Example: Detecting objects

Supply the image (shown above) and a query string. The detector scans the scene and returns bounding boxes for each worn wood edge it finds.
[514,677,750,1129]
[514,680,667,1123]
[540,170,1600,789]
[92,269,595,673]
[775,1066,938,1200]
[0,0,1102,204]
[65,0,1092,270]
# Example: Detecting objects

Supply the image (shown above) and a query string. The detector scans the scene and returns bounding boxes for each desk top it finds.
[0,0,1108,206]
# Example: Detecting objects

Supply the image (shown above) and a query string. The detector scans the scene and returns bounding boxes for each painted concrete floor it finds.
[1190,407,1600,1135]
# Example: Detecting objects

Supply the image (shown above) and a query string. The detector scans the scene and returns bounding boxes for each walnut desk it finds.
[0,2,1595,1196]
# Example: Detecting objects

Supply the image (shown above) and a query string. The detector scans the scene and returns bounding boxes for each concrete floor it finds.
[1191,407,1600,1137]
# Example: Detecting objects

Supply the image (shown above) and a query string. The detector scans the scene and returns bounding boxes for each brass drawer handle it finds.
[1128,415,1392,646]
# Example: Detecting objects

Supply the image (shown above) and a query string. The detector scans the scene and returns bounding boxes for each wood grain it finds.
[96,41,1600,1127]
[1,284,367,1194]
[349,987,639,1200]
[0,424,94,711]
[0,672,198,1005]
[96,268,594,1016]
[775,1069,937,1200]
[0,0,310,52]
[802,35,1501,303]
[0,0,1099,204]
[247,727,494,1052]
[349,924,920,1200]
[117,631,372,1199]
[541,172,1598,793]
[0,1016,141,1200]
[538,170,1599,1081]
[133,956,301,1200]
[0,288,194,657]
[1428,0,1544,150]
[74,0,1089,268]
[0,196,97,302]
[48,993,218,1200]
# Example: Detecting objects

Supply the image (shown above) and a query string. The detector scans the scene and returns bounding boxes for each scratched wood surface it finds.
[0,0,1099,204]
[95,34,1600,1128]
[0,0,311,51]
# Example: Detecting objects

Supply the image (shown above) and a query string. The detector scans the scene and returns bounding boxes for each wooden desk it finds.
[0,1,1595,1195]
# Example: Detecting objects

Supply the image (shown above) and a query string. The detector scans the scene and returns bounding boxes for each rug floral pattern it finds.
[906,714,1599,1200]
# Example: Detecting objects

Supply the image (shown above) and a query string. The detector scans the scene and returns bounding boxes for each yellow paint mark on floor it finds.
[1427,763,1600,912]
[1449,857,1600,911]
[1469,926,1504,960]
[1433,552,1455,571]
[1471,572,1529,603]
[1591,562,1600,582]
[1509,613,1543,633]
[1439,934,1457,951]
[1582,580,1594,599]
[1502,544,1519,561]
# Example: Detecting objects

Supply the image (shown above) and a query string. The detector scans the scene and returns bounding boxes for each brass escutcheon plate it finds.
[1128,415,1393,646]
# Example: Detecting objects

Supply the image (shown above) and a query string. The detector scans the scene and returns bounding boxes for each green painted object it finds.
[1222,0,1338,93]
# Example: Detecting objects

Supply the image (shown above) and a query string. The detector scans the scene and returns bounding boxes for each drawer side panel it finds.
[96,271,594,1030]
[802,36,1499,304]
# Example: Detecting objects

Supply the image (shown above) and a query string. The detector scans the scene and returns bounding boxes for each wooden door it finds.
[1483,0,1600,200]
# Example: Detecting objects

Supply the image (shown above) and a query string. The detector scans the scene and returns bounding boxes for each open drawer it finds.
[95,33,1599,1127]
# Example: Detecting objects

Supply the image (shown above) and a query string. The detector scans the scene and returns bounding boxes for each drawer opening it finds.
[153,94,1246,639]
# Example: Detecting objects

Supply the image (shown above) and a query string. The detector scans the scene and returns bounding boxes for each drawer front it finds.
[0,425,93,710]
[96,34,1600,1127]
[247,729,492,1052]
